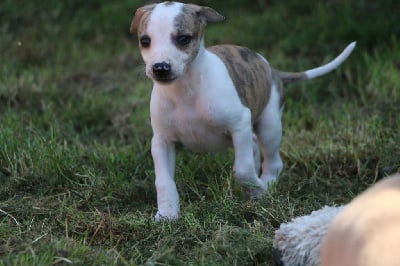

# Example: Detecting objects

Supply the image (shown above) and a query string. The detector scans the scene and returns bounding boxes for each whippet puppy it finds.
[130,1,356,221]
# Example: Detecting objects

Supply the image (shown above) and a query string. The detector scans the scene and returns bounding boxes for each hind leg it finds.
[252,133,261,175]
[230,108,266,199]
[256,85,283,187]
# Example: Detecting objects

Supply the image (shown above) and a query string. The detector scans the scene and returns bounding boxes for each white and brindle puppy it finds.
[130,1,356,221]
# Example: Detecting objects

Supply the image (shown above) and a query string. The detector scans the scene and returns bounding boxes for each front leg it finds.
[151,135,179,221]
[231,109,266,199]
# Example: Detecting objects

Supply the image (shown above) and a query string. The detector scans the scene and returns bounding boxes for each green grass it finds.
[1,0,399,265]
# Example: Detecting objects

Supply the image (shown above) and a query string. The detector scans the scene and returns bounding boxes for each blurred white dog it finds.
[274,173,400,266]
[321,173,400,266]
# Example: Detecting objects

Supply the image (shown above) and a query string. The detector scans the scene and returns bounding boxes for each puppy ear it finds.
[130,7,144,33]
[130,4,155,33]
[198,6,225,23]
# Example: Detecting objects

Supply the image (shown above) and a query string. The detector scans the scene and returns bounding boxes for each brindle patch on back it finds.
[208,45,273,122]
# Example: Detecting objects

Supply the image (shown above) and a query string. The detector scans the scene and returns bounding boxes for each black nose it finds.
[152,62,171,77]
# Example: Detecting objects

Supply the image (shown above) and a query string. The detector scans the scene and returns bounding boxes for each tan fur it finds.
[130,4,156,34]
[321,174,400,266]
[208,45,281,122]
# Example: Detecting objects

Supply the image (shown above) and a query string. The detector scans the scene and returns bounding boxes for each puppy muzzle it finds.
[151,62,177,84]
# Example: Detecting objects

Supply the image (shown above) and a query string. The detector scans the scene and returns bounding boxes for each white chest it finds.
[149,50,248,153]
[151,93,232,152]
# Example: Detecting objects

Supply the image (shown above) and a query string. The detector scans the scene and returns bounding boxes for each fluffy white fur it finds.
[274,174,400,266]
[274,206,345,266]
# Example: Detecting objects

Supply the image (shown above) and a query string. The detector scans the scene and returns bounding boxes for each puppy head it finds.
[130,2,224,84]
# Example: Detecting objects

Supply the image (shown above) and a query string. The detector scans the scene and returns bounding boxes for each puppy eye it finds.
[176,35,192,46]
[140,36,151,48]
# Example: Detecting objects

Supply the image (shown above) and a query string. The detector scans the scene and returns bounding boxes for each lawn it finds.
[0,0,399,265]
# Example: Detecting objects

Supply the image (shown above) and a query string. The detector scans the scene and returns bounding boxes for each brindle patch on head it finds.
[172,4,204,55]
[172,4,225,56]
[208,45,275,122]
[167,4,211,69]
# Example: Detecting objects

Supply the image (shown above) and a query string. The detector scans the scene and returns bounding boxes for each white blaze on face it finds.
[141,2,189,80]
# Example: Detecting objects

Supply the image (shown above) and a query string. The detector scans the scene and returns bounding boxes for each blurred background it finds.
[1,0,399,264]
[2,0,399,67]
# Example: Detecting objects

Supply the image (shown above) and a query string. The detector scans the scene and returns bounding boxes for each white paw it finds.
[261,173,280,185]
[242,180,267,199]
[154,207,179,222]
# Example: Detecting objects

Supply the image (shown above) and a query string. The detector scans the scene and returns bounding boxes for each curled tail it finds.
[278,42,356,84]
